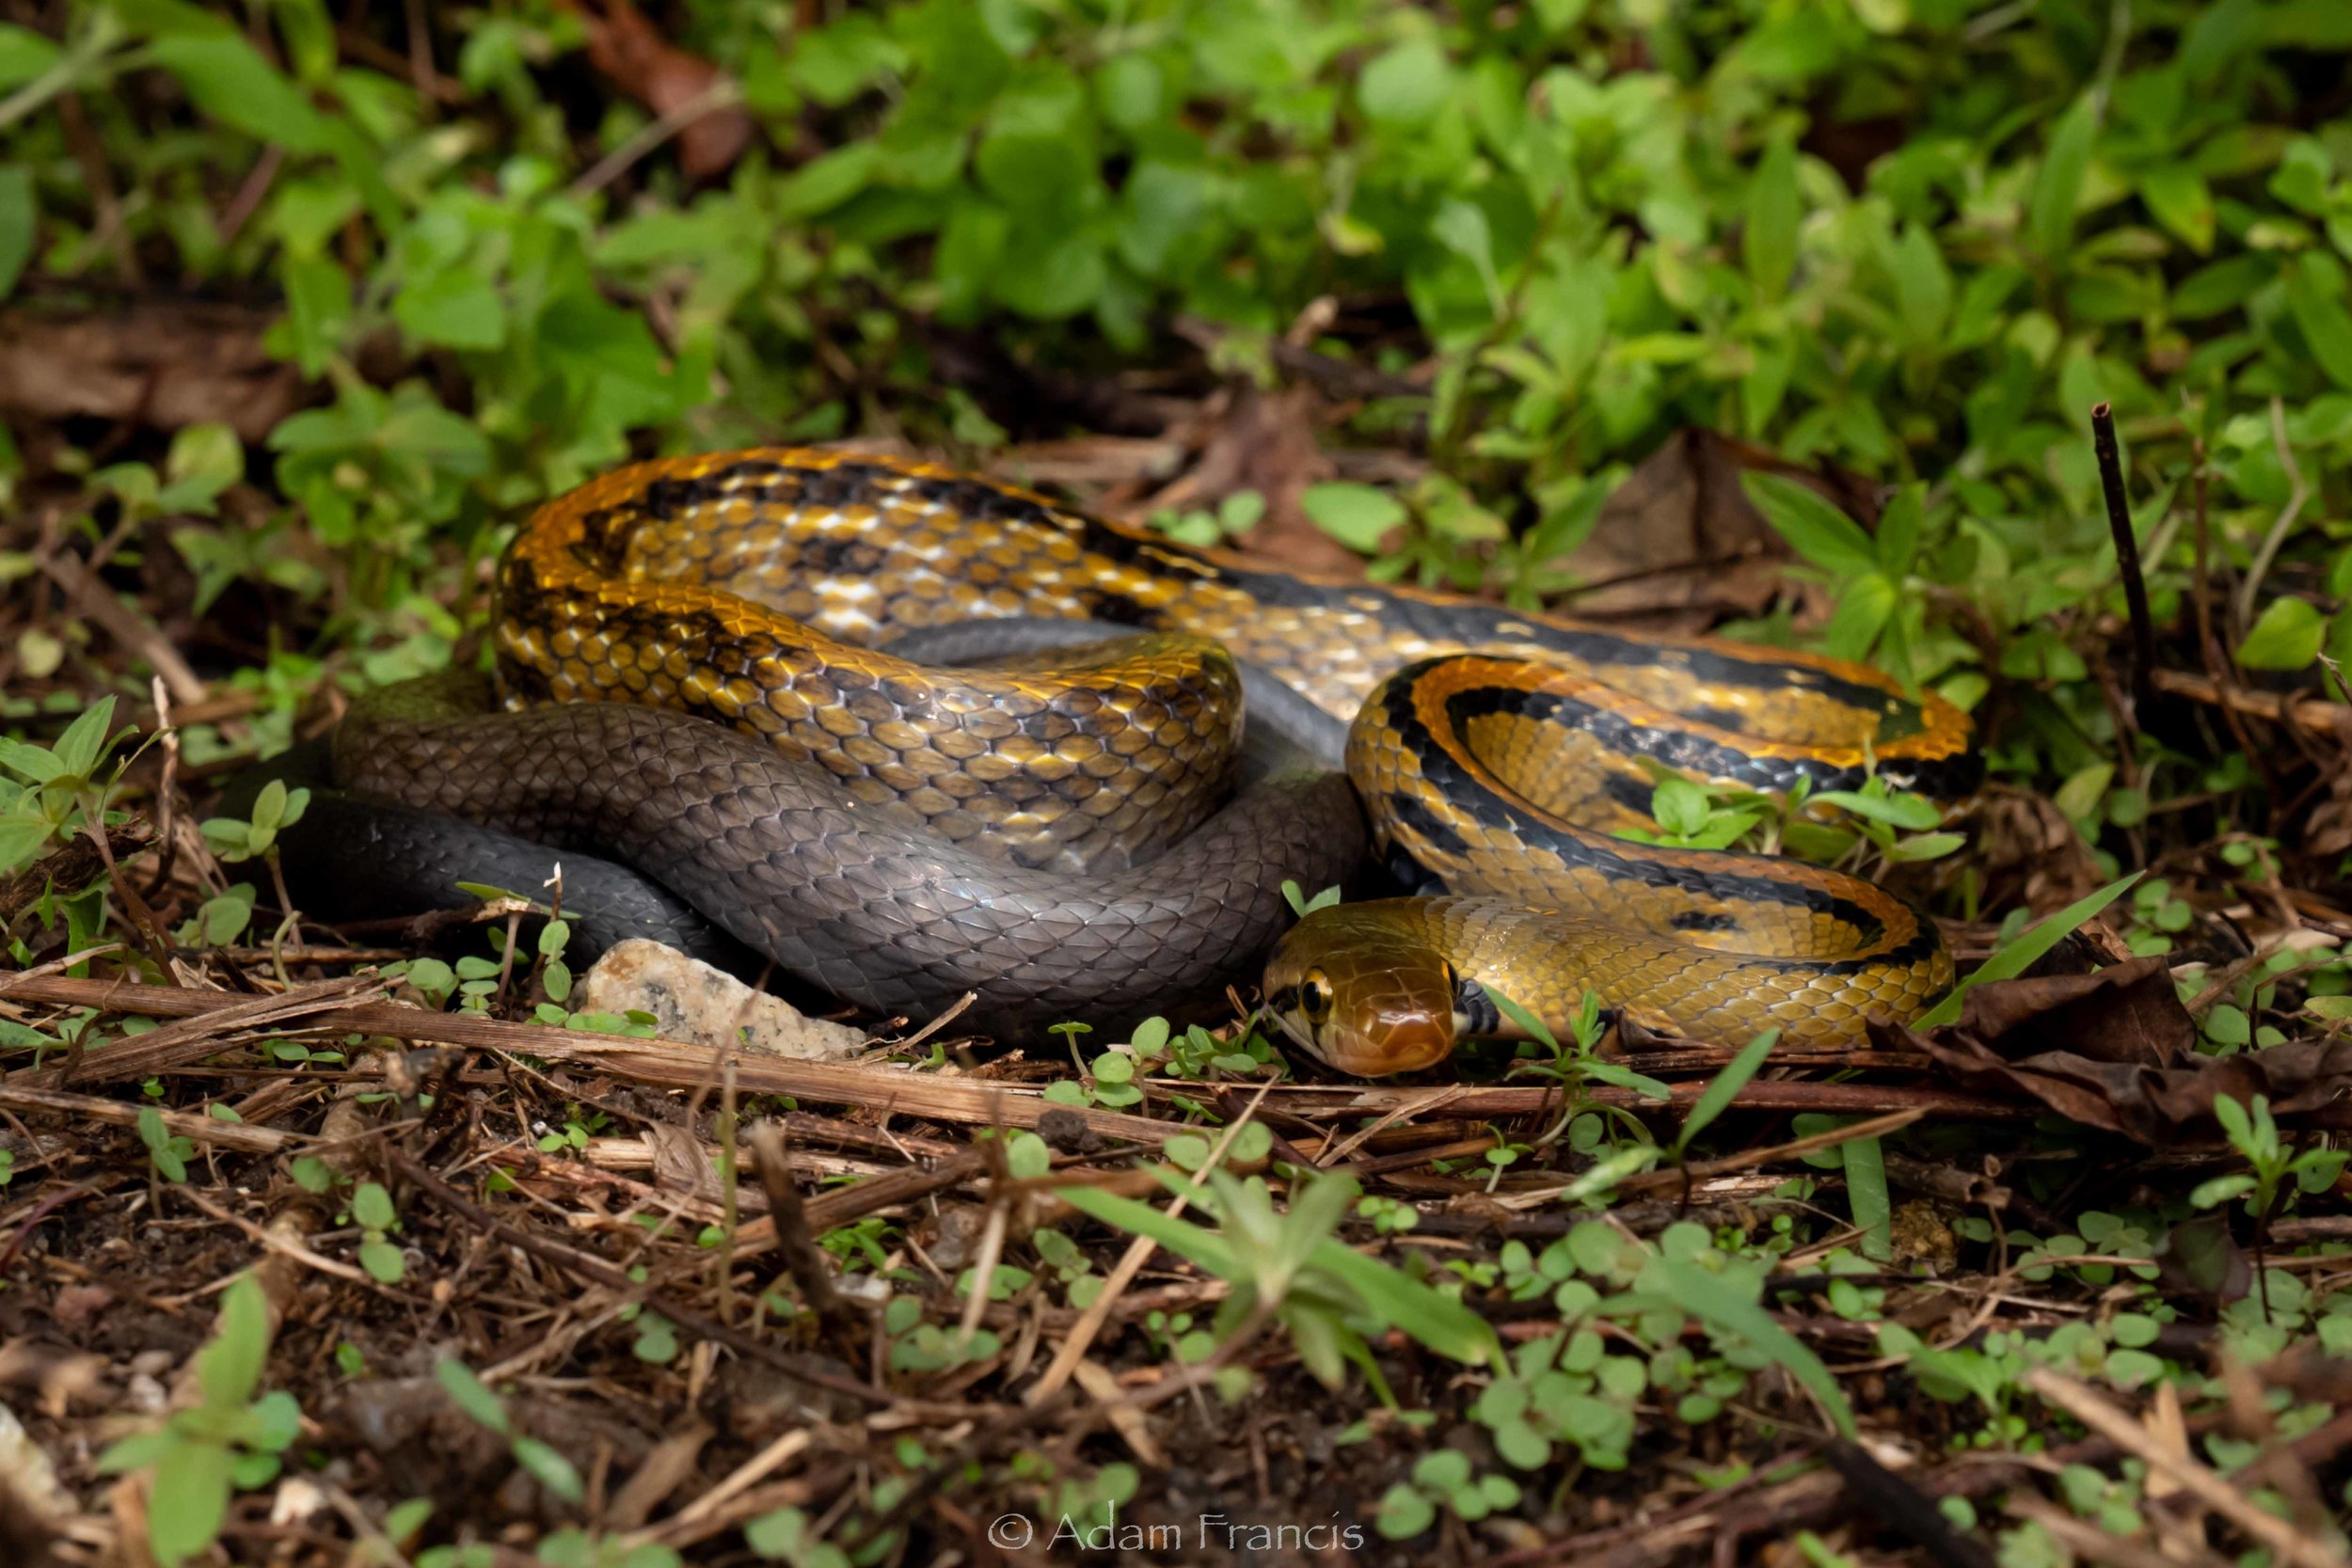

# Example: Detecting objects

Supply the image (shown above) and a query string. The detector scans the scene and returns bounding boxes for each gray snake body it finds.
[320,674,1363,1039]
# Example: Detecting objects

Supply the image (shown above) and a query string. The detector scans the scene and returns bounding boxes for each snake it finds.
[279,447,1979,1069]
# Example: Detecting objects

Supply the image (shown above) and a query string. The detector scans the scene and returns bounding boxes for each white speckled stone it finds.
[578,940,867,1060]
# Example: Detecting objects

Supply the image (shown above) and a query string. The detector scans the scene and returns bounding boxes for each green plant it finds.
[136,1105,194,1182]
[0,697,139,878]
[1916,873,2144,1028]
[745,1506,851,1568]
[199,777,310,863]
[1152,489,1264,547]
[1045,1015,1165,1109]
[1496,987,1669,1174]
[433,1357,584,1504]
[349,1180,406,1284]
[1061,1165,1499,1398]
[2193,1093,2348,1226]
[95,1275,301,1568]
[1375,1448,1520,1540]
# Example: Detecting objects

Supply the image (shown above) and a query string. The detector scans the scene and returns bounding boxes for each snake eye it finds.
[1299,970,1333,1022]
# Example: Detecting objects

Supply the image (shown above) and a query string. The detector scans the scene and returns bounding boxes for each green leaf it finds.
[1431,199,1499,306]
[0,816,56,871]
[511,1436,584,1504]
[1745,135,1799,296]
[1888,225,1951,347]
[1375,1481,1436,1540]
[2284,261,2352,391]
[1623,1259,1857,1438]
[51,696,118,781]
[1674,1030,1779,1157]
[0,24,61,88]
[95,1429,182,1476]
[194,1275,270,1409]
[375,400,492,476]
[1056,1184,1243,1280]
[2191,1173,2256,1210]
[0,735,64,784]
[240,1389,301,1453]
[1301,483,1407,553]
[147,1437,234,1567]
[0,165,33,302]
[2052,762,2115,823]
[2027,94,2099,259]
[1308,1239,1501,1368]
[2140,164,2215,254]
[281,256,351,376]
[392,267,506,352]
[1556,1142,1659,1203]
[149,34,331,152]
[161,423,242,509]
[248,779,287,836]
[1807,789,1943,831]
[352,1181,396,1230]
[790,15,905,105]
[1741,474,1878,579]
[433,1358,510,1436]
[2173,254,2273,319]
[776,142,880,218]
[1651,778,1712,838]
[2236,597,2326,671]
[137,1106,187,1182]
[1845,1134,1892,1259]
[1915,873,2142,1028]
[1359,39,1452,127]
[989,234,1106,321]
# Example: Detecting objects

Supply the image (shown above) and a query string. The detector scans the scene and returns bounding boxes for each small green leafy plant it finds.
[0,698,136,870]
[95,1275,301,1568]
[1062,1164,1499,1399]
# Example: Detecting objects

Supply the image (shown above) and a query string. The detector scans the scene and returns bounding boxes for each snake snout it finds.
[1264,907,1458,1077]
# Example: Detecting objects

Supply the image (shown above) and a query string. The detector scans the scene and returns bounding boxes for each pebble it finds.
[576,941,868,1060]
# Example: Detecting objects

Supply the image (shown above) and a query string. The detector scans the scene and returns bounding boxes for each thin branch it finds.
[745,1119,858,1335]
[567,79,746,199]
[2090,402,2156,724]
[2024,1370,2345,1568]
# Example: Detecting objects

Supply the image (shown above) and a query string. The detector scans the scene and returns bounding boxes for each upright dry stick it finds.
[2023,1370,2346,1568]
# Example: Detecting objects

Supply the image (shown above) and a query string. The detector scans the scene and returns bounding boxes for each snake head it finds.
[1263,906,1457,1077]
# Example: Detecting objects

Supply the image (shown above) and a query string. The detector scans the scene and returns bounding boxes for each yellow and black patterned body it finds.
[324,446,1981,1060]
[1263,897,1946,1074]
[497,450,1978,807]
[1264,654,1956,1068]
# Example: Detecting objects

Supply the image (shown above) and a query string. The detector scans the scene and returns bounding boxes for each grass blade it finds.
[1915,872,2142,1028]
[1843,1132,1891,1261]
[1618,1259,1858,1439]
[1673,1028,1779,1158]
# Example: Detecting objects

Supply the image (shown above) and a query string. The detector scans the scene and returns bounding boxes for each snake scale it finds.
[283,448,1981,1070]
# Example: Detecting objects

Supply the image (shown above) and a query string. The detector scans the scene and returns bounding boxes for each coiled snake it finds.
[288,449,1979,1070]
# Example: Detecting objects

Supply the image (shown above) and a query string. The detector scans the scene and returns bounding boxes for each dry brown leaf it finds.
[0,303,310,442]
[1874,958,2352,1140]
[1166,383,1357,578]
[574,0,754,181]
[1561,428,1873,627]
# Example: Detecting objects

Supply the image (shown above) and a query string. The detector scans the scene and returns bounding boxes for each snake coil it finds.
[273,448,1978,1068]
